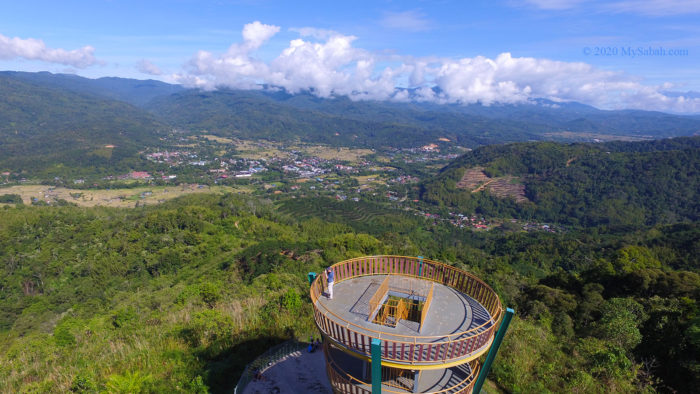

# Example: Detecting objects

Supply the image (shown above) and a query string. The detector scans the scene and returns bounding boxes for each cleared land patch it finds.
[227,140,375,163]
[488,177,528,203]
[456,167,490,190]
[233,140,290,159]
[542,131,651,142]
[200,135,235,144]
[301,146,373,162]
[354,175,385,185]
[456,167,529,203]
[0,184,250,208]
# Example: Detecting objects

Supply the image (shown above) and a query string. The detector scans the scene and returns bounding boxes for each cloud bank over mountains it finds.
[175,21,699,113]
[0,33,97,68]
[136,59,162,76]
[0,22,697,114]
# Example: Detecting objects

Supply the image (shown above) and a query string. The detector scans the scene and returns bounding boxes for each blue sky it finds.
[1,0,699,112]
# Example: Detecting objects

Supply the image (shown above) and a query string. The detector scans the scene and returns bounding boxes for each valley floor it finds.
[0,184,250,208]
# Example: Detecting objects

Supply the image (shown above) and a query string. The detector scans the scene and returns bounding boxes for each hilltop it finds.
[421,137,700,227]
[1,191,698,393]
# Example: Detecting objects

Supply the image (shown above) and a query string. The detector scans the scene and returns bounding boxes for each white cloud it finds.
[289,27,339,40]
[0,33,97,68]
[604,0,700,16]
[267,35,397,99]
[380,10,433,32]
[523,0,700,15]
[240,21,280,50]
[136,59,162,75]
[175,21,280,90]
[176,22,700,113]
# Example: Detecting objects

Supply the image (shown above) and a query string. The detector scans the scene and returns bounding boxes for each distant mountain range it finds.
[1,71,700,174]
[1,71,184,106]
[0,73,166,175]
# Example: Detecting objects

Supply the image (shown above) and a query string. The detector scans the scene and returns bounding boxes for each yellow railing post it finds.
[419,282,434,333]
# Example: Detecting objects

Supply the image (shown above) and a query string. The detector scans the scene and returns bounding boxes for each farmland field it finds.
[301,146,374,162]
[541,131,652,142]
[200,135,236,144]
[456,167,528,203]
[0,184,251,208]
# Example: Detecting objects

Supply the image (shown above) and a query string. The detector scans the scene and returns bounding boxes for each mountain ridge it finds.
[4,71,700,140]
[2,71,700,177]
[0,74,165,175]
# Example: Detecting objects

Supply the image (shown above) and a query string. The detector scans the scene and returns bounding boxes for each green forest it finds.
[1,73,699,393]
[1,191,697,393]
[421,137,700,227]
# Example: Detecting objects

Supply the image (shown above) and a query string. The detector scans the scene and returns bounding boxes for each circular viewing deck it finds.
[310,256,502,369]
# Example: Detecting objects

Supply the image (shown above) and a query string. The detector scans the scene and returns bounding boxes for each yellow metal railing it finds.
[381,364,412,392]
[369,274,431,328]
[310,255,503,366]
[396,299,408,322]
[367,275,390,322]
[324,341,480,394]
[373,297,409,328]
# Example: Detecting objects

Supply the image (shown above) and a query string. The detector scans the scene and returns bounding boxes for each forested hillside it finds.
[0,75,164,176]
[0,71,184,107]
[422,99,700,139]
[1,72,699,393]
[144,88,700,148]
[270,93,700,139]
[3,71,700,172]
[0,194,697,392]
[421,137,700,226]
[144,88,546,149]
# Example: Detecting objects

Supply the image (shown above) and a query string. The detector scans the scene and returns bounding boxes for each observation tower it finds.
[310,256,513,394]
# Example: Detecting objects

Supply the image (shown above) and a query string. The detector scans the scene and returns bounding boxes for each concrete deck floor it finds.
[242,349,332,394]
[240,344,473,394]
[317,275,492,343]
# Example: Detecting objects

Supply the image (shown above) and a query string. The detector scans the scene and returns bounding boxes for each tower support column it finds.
[472,307,514,394]
[371,338,381,394]
[413,370,420,393]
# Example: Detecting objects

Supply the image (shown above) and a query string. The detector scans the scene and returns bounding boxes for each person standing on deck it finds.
[325,267,334,299]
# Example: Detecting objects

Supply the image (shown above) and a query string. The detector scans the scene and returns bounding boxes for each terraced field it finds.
[277,198,413,232]
[488,177,528,203]
[456,167,529,203]
[456,167,490,189]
